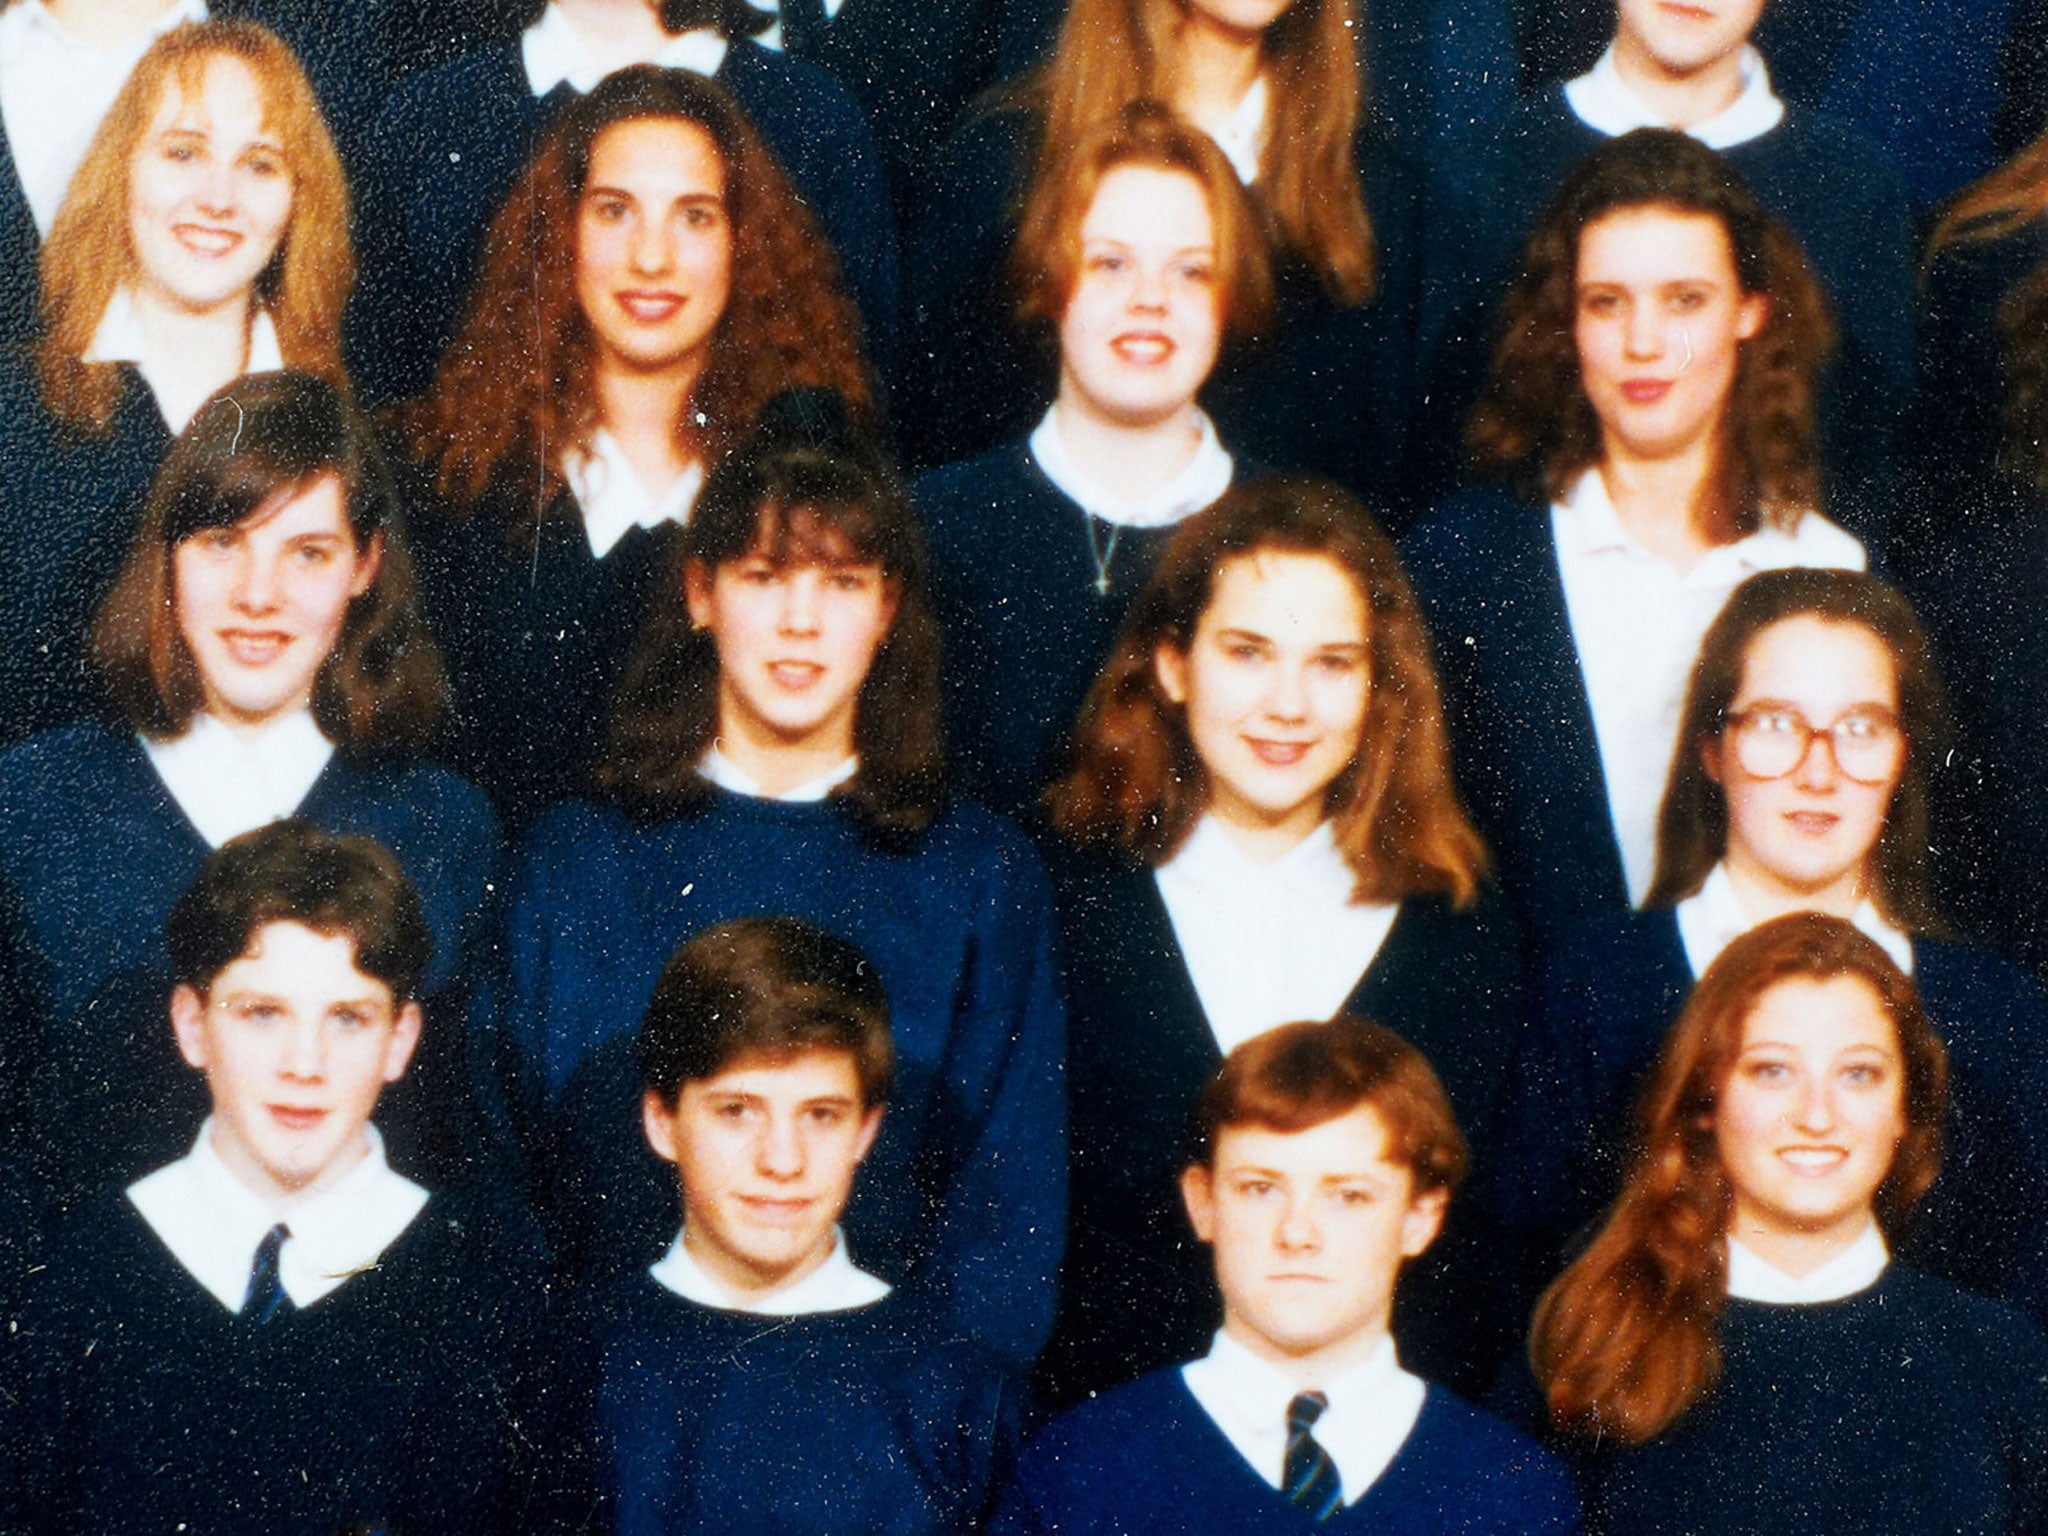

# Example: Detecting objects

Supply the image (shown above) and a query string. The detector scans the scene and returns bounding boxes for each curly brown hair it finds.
[1467,129,1832,534]
[407,66,872,530]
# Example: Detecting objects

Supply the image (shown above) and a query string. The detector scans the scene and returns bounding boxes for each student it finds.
[902,0,1422,512]
[0,18,349,744]
[8,821,561,1535]
[1516,913,2048,1536]
[990,1017,1581,1535]
[570,916,1021,1533]
[918,100,1271,816]
[1037,475,1524,1401]
[0,373,506,1211]
[400,66,873,830]
[1515,568,2048,1318]
[353,0,896,403]
[1402,130,1863,954]
[504,396,1065,1371]
[1421,0,1914,533]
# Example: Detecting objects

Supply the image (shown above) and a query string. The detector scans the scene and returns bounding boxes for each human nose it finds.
[756,1111,805,1178]
[1791,1067,1837,1134]
[1275,1190,1320,1252]
[1624,302,1664,360]
[1792,726,1842,790]
[279,1021,325,1080]
[629,214,673,275]
[777,572,821,634]
[232,545,281,614]
[195,156,237,217]
[1263,661,1310,722]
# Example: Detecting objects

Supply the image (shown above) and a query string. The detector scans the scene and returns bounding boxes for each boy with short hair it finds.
[990,1017,1582,1534]
[572,915,1021,1533]
[10,821,560,1534]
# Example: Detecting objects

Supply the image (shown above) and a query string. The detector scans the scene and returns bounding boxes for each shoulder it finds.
[1016,1367,1202,1472]
[397,1179,553,1288]
[919,799,1058,898]
[1385,1387,1582,1526]
[329,754,501,846]
[1868,1266,2048,1366]
[1401,487,1553,604]
[517,797,639,876]
[0,720,134,799]
[380,42,526,125]
[1780,509,1866,568]
[718,38,873,138]
[916,439,1043,520]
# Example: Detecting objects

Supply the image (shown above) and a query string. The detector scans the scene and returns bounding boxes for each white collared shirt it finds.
[742,0,849,52]
[1207,75,1270,185]
[1156,816,1399,1056]
[128,1121,428,1314]
[699,746,857,802]
[521,2,728,96]
[1183,1328,1425,1505]
[562,431,706,559]
[0,0,208,236]
[1565,43,1785,151]
[83,288,286,431]
[143,708,335,849]
[1726,1224,1888,1304]
[1676,862,1915,978]
[1028,406,1235,531]
[1550,469,1864,907]
[650,1225,890,1315]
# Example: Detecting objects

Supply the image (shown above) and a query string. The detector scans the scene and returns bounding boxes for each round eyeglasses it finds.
[1722,705,1906,784]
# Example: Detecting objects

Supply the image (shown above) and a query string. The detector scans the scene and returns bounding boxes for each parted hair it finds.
[167,820,434,1003]
[1048,475,1488,906]
[1034,0,1375,305]
[599,390,945,841]
[93,371,444,752]
[1529,913,1947,1445]
[1648,568,1951,932]
[408,66,871,526]
[1012,98,1274,343]
[1188,1016,1468,1196]
[39,21,350,434]
[1468,129,1832,533]
[640,916,895,1109]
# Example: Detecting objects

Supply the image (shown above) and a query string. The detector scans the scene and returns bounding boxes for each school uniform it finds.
[917,412,1237,819]
[900,97,1422,519]
[1399,481,1862,952]
[0,717,511,1211]
[504,778,1066,1371]
[992,1332,1583,1536]
[9,1128,568,1535]
[351,14,898,404]
[1038,825,1526,1403]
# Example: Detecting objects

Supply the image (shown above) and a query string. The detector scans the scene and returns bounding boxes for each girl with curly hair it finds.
[402,66,873,828]
[1515,912,2048,1536]
[1402,129,1862,955]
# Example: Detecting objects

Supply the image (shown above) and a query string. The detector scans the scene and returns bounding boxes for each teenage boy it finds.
[989,1018,1582,1534]
[8,822,563,1535]
[571,915,1021,1534]
[1420,0,1912,543]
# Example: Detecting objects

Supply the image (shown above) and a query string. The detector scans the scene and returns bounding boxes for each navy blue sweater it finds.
[1512,908,2048,1320]
[1038,850,1528,1403]
[0,721,513,1211]
[503,787,1066,1369]
[1505,1268,2048,1536]
[991,1367,1584,1535]
[9,1180,570,1536]
[572,1273,1022,1535]
[352,38,897,403]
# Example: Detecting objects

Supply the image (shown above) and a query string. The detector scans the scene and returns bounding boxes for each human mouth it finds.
[1621,378,1674,404]
[740,1196,812,1226]
[768,661,824,690]
[269,1105,327,1133]
[618,290,684,322]
[1246,738,1312,766]
[1785,811,1840,836]
[1778,1147,1847,1174]
[220,630,290,666]
[1111,331,1174,366]
[174,223,241,258]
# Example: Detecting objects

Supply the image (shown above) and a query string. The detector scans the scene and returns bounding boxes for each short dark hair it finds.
[93,371,446,752]
[165,821,433,1003]
[1188,1017,1468,1196]
[639,917,896,1108]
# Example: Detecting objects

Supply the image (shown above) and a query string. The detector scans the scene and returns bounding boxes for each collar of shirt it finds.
[1676,862,1915,979]
[1028,406,1234,530]
[1206,74,1269,185]
[1564,42,1784,150]
[142,708,335,849]
[1159,813,1356,905]
[699,745,857,801]
[128,1121,429,1314]
[83,288,286,429]
[1726,1223,1888,1304]
[1552,468,1864,587]
[562,431,706,558]
[650,1224,891,1314]
[521,2,728,95]
[1182,1327,1425,1506]
[742,0,849,51]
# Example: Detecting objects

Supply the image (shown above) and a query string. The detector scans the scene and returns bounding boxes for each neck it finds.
[1597,439,1731,569]
[210,1121,371,1209]
[1051,393,1205,507]
[713,715,854,800]
[1168,13,1265,138]
[43,0,183,49]
[682,1221,835,1302]
[553,0,679,70]
[128,286,253,431]
[594,361,697,493]
[1609,35,1749,130]
[1224,1314,1387,1393]
[1729,1211,1873,1280]
[1206,803,1323,865]
[1720,847,1869,922]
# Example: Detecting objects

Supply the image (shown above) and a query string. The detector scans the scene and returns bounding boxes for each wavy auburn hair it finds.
[1529,912,1947,1446]
[39,21,350,434]
[1034,0,1374,305]
[1648,568,1951,933]
[599,392,944,843]
[408,67,871,527]
[1468,129,1831,534]
[1047,474,1488,905]
[93,372,444,752]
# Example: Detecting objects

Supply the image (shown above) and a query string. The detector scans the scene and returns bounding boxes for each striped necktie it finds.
[1283,1391,1343,1521]
[242,1223,295,1325]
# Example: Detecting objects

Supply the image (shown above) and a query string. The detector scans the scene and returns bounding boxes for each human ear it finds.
[1154,641,1190,704]
[1701,732,1725,786]
[171,985,210,1071]
[1398,1186,1449,1260]
[379,1001,424,1083]
[1736,292,1768,342]
[683,559,715,629]
[642,1090,682,1164]
[1181,1163,1217,1243]
[349,533,384,599]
